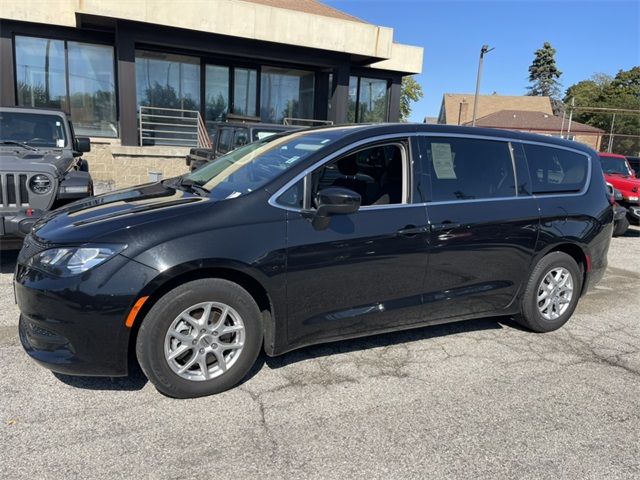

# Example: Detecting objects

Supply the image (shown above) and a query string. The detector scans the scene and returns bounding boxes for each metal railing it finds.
[139,106,212,147]
[283,117,334,127]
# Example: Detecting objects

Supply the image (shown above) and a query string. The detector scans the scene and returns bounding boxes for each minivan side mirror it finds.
[75,137,91,153]
[310,187,361,230]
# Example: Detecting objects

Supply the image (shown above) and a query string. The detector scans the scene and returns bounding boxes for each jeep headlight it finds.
[27,244,126,276]
[29,174,52,195]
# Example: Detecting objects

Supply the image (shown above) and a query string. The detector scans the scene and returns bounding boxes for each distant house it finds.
[466,110,604,150]
[437,93,604,150]
[438,93,553,125]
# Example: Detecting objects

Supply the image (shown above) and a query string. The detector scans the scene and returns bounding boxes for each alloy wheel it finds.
[536,267,574,321]
[164,302,245,381]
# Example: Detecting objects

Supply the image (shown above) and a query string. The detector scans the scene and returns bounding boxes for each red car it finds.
[598,153,640,225]
[599,153,639,202]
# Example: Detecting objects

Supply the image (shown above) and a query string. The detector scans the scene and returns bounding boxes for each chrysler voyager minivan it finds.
[15,124,613,398]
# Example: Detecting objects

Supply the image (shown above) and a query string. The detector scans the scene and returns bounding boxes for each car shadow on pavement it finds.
[0,249,19,274]
[52,361,149,391]
[264,315,515,371]
[621,227,640,237]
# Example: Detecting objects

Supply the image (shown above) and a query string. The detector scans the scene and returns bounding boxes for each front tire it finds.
[136,279,263,398]
[516,252,582,332]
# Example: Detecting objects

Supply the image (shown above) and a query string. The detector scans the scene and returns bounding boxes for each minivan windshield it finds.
[0,111,67,148]
[185,129,347,200]
[600,156,633,176]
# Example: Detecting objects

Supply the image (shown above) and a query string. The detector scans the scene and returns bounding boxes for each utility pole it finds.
[608,113,616,152]
[472,44,494,126]
[566,96,575,137]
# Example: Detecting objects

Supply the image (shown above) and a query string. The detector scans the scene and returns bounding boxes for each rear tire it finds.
[516,252,582,333]
[136,279,263,398]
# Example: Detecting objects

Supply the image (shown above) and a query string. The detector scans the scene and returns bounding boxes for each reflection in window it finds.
[233,68,257,117]
[205,65,229,122]
[135,50,200,111]
[15,37,67,110]
[68,42,117,137]
[421,137,516,201]
[358,77,389,123]
[260,67,315,123]
[347,76,358,123]
[347,76,389,123]
[15,36,117,137]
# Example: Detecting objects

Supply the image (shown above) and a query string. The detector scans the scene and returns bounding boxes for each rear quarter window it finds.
[523,144,588,194]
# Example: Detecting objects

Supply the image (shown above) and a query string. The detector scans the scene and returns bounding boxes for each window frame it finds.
[272,135,415,212]
[348,76,391,123]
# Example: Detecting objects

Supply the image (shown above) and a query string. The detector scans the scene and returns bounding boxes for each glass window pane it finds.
[422,137,516,201]
[205,65,229,123]
[233,68,257,117]
[347,76,358,123]
[67,42,117,137]
[524,144,588,194]
[260,66,315,123]
[358,77,388,123]
[135,50,200,110]
[15,36,67,110]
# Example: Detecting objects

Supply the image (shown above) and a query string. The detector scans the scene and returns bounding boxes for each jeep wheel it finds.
[136,279,263,398]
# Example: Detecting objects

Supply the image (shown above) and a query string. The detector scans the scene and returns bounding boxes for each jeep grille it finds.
[1,173,30,208]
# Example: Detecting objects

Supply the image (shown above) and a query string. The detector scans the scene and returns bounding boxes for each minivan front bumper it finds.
[15,254,158,376]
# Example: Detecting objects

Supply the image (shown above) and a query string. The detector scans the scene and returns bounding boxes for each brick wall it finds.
[84,139,190,190]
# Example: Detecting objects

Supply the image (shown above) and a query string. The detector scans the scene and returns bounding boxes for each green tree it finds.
[400,76,424,121]
[527,42,562,99]
[564,67,640,155]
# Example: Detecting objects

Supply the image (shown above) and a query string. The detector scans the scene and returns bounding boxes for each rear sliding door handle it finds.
[397,225,430,237]
[430,222,461,232]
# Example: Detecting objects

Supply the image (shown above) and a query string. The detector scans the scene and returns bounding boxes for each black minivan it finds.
[15,124,613,398]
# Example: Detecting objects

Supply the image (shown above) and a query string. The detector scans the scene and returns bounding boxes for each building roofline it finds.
[0,0,423,74]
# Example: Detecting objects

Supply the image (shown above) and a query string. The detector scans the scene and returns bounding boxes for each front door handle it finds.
[397,225,430,237]
[430,222,461,232]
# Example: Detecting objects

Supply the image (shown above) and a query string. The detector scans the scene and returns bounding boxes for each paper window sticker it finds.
[431,143,457,179]
[56,139,65,147]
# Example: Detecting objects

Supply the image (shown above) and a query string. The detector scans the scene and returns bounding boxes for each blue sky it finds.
[325,0,640,121]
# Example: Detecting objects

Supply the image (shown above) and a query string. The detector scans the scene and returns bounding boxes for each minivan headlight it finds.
[27,244,126,276]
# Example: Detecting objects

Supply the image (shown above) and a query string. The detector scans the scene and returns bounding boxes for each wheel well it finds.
[548,243,588,291]
[126,267,273,368]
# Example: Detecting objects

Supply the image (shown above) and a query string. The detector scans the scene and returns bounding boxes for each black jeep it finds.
[186,120,299,171]
[0,107,93,249]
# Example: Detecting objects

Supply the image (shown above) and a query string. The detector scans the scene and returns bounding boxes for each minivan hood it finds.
[32,182,210,244]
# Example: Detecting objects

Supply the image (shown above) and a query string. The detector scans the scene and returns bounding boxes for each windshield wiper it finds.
[175,177,210,196]
[1,141,37,151]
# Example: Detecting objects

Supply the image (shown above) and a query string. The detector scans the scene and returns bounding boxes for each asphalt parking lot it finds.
[1,227,639,479]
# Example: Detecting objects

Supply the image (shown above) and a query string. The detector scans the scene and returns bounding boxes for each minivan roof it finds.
[297,123,596,155]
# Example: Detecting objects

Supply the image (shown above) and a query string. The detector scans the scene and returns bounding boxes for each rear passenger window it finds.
[421,137,516,201]
[523,144,588,194]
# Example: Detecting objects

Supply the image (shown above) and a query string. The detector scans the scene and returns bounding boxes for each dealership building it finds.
[0,0,423,187]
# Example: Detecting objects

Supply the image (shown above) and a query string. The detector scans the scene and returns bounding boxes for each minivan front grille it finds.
[0,172,30,208]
